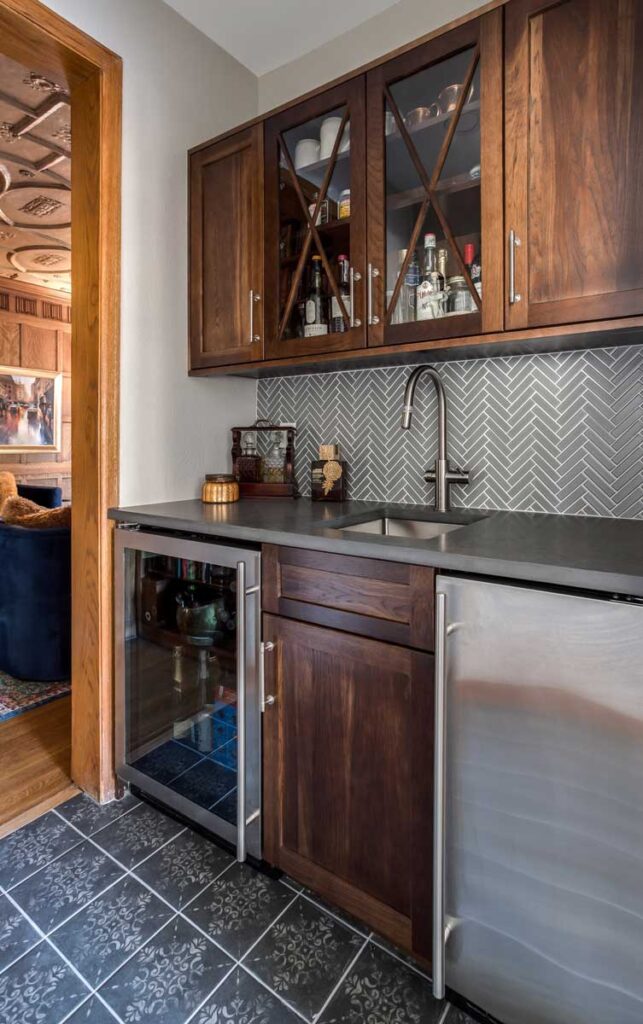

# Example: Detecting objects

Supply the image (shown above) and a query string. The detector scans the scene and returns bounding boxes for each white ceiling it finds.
[164,0,400,76]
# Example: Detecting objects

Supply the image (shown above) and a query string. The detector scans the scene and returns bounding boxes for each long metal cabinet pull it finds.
[433,591,448,999]
[236,559,247,863]
[367,264,380,325]
[508,230,521,304]
[349,268,361,328]
[260,641,276,710]
[249,289,261,344]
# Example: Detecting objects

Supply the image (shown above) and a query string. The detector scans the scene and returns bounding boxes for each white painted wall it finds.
[41,0,259,505]
[258,0,485,112]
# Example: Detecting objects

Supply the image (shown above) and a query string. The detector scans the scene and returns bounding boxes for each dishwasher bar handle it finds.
[433,590,447,999]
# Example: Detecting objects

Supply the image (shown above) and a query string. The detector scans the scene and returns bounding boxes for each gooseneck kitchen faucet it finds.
[400,366,469,513]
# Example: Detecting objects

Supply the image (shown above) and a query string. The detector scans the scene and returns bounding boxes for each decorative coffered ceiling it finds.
[0,53,71,294]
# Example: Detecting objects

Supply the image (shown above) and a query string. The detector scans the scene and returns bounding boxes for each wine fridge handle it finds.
[508,230,521,305]
[367,264,380,326]
[433,591,448,999]
[236,560,247,863]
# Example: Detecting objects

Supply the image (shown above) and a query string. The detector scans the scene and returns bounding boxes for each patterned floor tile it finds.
[0,941,89,1024]
[0,893,40,971]
[184,862,294,959]
[66,995,120,1023]
[370,933,432,979]
[56,791,140,836]
[298,888,370,937]
[134,829,233,910]
[244,897,363,1020]
[91,801,184,869]
[51,875,173,988]
[131,740,203,785]
[446,1007,479,1024]
[98,915,233,1024]
[168,759,236,811]
[11,840,124,934]
[0,812,81,890]
[318,942,443,1024]
[193,966,301,1024]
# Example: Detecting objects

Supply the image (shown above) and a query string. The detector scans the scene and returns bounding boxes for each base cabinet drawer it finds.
[262,544,435,650]
[262,613,434,960]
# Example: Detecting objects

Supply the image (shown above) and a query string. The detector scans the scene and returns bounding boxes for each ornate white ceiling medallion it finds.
[23,73,62,93]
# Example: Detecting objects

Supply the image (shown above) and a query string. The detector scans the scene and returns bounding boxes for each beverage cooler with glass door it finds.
[114,527,262,861]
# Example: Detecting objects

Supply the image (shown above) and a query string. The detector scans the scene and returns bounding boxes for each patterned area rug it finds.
[0,671,70,722]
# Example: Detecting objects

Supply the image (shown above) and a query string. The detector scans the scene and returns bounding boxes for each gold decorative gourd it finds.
[201,474,240,504]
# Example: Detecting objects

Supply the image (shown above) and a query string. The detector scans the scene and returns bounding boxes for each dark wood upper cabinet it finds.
[505,0,643,330]
[189,125,264,368]
[263,78,368,360]
[262,612,434,955]
[366,8,504,347]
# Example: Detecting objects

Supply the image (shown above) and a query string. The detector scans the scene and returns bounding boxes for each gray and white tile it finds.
[65,995,120,1024]
[193,966,301,1024]
[90,801,183,869]
[56,791,140,837]
[0,812,80,890]
[0,893,40,972]
[243,897,363,1020]
[0,941,89,1024]
[11,840,124,934]
[134,829,233,910]
[98,915,233,1024]
[184,862,294,959]
[51,875,173,988]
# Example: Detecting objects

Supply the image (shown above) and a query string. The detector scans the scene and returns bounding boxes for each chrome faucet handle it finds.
[446,465,470,486]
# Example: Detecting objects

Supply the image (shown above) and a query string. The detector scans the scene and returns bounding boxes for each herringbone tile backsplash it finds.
[257,345,643,518]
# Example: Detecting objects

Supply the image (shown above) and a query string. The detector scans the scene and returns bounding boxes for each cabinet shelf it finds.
[387,174,480,211]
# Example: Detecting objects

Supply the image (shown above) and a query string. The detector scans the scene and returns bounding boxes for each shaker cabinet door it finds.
[189,125,264,369]
[505,0,643,330]
[262,613,434,955]
[365,8,504,347]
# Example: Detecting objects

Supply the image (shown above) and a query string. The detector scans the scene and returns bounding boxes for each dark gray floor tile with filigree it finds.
[134,829,233,910]
[56,792,140,837]
[446,1007,479,1024]
[194,966,301,1024]
[318,941,443,1023]
[11,840,124,934]
[0,941,89,1024]
[90,801,184,868]
[0,812,81,890]
[185,862,295,959]
[0,894,41,972]
[168,759,237,811]
[51,874,173,988]
[370,933,432,979]
[98,914,233,1024]
[298,887,370,938]
[243,896,363,1020]
[132,740,203,785]
[66,994,120,1024]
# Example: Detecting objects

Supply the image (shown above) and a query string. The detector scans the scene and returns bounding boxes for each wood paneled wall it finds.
[0,279,71,500]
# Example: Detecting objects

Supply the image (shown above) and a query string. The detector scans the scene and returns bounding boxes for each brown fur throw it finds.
[1,494,71,529]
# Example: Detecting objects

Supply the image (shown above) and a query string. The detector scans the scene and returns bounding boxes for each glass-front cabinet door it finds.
[264,79,367,359]
[366,11,503,346]
[114,529,262,861]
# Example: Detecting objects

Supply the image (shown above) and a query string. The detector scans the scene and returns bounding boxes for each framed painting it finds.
[0,366,62,453]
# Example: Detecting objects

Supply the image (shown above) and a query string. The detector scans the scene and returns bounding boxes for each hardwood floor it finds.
[0,695,72,827]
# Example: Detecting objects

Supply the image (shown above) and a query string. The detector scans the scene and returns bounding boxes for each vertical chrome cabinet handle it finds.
[433,591,448,1000]
[260,640,276,711]
[508,230,521,305]
[236,560,247,863]
[367,264,381,326]
[349,268,362,328]
[249,289,261,344]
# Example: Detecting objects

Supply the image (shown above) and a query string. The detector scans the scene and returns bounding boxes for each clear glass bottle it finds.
[263,431,286,483]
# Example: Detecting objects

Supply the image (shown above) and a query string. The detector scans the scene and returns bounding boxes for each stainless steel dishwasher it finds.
[114,527,263,861]
[433,575,643,1024]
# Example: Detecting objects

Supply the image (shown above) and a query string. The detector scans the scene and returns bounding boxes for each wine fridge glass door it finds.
[114,529,261,861]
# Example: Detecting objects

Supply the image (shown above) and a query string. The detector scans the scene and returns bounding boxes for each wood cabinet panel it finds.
[20,323,57,369]
[0,322,20,364]
[505,0,643,329]
[263,544,435,650]
[263,612,434,952]
[189,124,264,368]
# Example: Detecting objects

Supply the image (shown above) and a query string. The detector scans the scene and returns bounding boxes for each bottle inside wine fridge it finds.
[304,254,328,337]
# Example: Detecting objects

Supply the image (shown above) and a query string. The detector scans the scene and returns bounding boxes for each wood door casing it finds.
[505,0,643,329]
[189,125,264,368]
[262,613,434,954]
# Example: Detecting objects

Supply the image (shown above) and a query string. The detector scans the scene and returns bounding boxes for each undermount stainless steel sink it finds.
[333,517,466,540]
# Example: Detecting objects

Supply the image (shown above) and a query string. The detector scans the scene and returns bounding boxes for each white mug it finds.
[294,138,320,170]
[320,116,343,159]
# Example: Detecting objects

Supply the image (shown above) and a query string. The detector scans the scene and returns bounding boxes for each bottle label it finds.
[305,299,316,324]
[331,296,350,320]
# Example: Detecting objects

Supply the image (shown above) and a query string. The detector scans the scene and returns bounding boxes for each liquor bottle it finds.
[402,249,420,321]
[304,255,328,336]
[464,242,482,298]
[330,254,350,333]
[417,233,438,320]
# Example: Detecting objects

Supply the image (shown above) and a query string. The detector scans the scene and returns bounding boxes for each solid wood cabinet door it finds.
[505,0,643,329]
[189,125,263,369]
[366,9,503,347]
[262,613,434,955]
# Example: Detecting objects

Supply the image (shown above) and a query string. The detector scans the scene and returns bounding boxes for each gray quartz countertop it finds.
[109,498,643,598]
